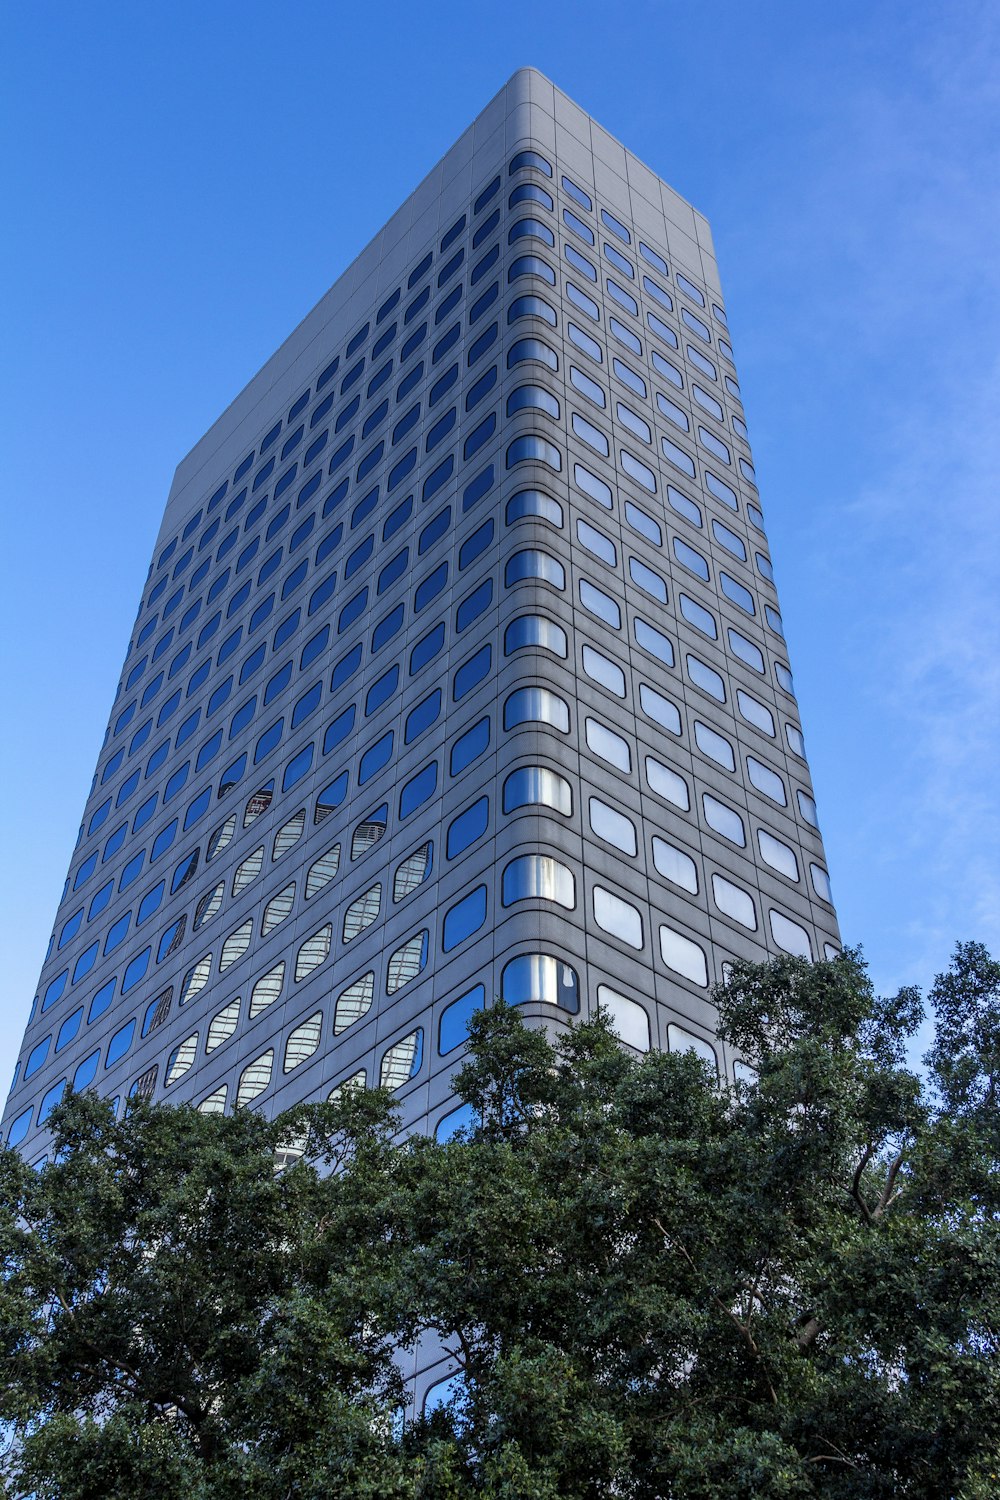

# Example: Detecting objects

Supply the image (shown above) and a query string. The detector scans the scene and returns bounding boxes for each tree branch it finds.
[873,1148,907,1220]
[849,1145,876,1224]
[653,1217,779,1406]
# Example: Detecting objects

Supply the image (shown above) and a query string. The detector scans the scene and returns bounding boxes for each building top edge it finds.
[157,68,717,549]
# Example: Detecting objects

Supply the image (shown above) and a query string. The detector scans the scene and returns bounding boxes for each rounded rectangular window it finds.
[712,873,757,929]
[503,765,572,816]
[503,687,570,734]
[442,886,487,952]
[589,797,637,855]
[652,837,698,894]
[639,684,681,736]
[334,972,374,1034]
[386,931,429,994]
[702,793,746,847]
[667,1023,717,1075]
[582,645,626,697]
[769,909,813,959]
[447,797,489,859]
[659,925,708,986]
[585,717,631,773]
[380,1028,424,1088]
[593,886,643,949]
[295,924,331,981]
[596,985,650,1051]
[501,953,579,1012]
[502,855,575,909]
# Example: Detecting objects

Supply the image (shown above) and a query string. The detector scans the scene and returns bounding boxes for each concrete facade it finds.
[4,69,839,1177]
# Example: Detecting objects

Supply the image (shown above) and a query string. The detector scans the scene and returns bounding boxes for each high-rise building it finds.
[3,70,839,1164]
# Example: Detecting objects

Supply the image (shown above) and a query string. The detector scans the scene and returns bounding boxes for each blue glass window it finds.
[229,697,256,738]
[323,705,355,755]
[73,943,99,982]
[471,242,500,283]
[475,175,501,212]
[103,824,128,862]
[105,1018,136,1067]
[104,911,132,954]
[331,644,362,691]
[406,286,430,324]
[183,787,211,830]
[73,1049,100,1091]
[238,648,263,687]
[470,208,497,249]
[467,322,498,365]
[290,513,316,552]
[414,562,447,613]
[419,507,450,555]
[442,885,487,951]
[439,983,486,1055]
[150,821,178,861]
[423,456,454,502]
[346,536,374,580]
[39,1079,68,1125]
[408,251,432,289]
[456,578,492,633]
[347,321,370,357]
[430,363,458,405]
[378,548,408,594]
[449,716,489,776]
[56,1007,83,1051]
[89,878,115,914]
[317,356,339,391]
[388,449,417,491]
[249,595,274,634]
[463,465,494,512]
[58,909,84,948]
[282,743,314,791]
[25,1036,50,1078]
[453,644,491,701]
[359,731,393,784]
[281,563,308,603]
[309,572,337,617]
[137,882,164,925]
[292,681,322,728]
[315,772,348,821]
[88,977,115,1022]
[301,626,329,669]
[377,287,400,322]
[447,797,488,859]
[255,719,284,763]
[509,149,552,177]
[401,324,426,362]
[405,689,441,744]
[218,754,247,795]
[399,760,437,820]
[315,525,342,567]
[164,762,190,802]
[43,970,69,1011]
[410,622,444,675]
[208,677,234,717]
[366,666,399,716]
[383,497,412,540]
[372,603,404,653]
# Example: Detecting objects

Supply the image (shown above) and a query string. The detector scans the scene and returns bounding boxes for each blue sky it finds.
[2,0,997,1084]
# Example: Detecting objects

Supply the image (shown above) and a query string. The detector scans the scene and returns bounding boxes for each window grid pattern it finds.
[5,89,837,1164]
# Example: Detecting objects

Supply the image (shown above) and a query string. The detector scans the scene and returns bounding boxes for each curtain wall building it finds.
[4,69,839,1162]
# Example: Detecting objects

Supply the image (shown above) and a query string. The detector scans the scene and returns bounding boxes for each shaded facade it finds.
[4,69,839,1166]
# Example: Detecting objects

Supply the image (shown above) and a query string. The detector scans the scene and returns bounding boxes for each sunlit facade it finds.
[3,69,838,1169]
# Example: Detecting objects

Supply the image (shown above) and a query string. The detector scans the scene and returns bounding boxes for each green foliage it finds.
[1,946,998,1497]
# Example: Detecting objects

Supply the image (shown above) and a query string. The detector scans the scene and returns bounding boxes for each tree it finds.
[1,945,998,1498]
